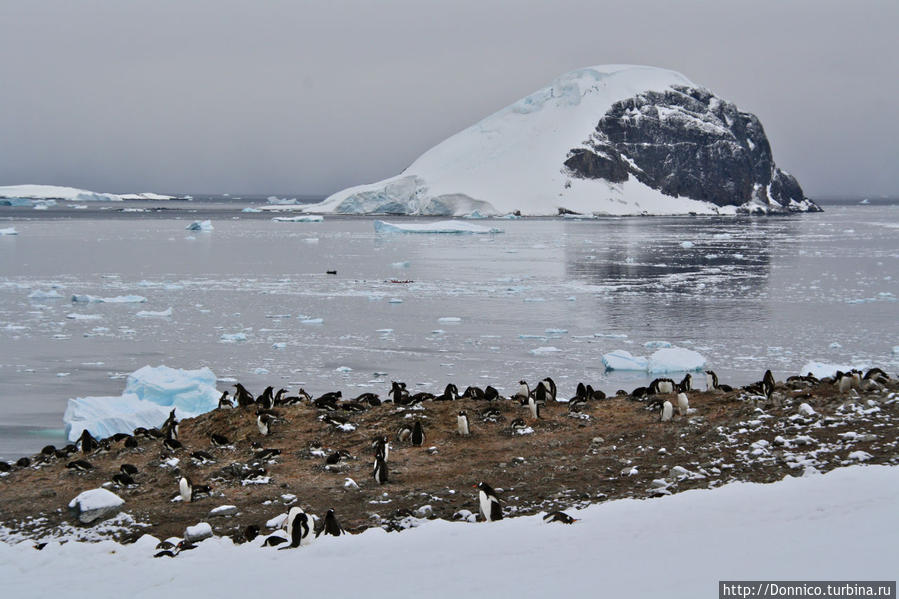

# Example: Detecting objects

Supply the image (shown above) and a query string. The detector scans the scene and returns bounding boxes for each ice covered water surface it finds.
[0,206,897,456]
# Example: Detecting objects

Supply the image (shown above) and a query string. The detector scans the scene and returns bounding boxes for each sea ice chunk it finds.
[135,307,173,318]
[648,347,706,373]
[72,294,147,304]
[63,365,221,441]
[373,220,503,234]
[185,220,213,231]
[602,350,649,371]
[272,215,323,222]
[28,289,63,299]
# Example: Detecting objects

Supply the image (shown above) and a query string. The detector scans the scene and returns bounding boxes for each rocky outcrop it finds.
[565,85,820,213]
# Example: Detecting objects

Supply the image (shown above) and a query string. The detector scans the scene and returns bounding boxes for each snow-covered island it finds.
[0,184,175,203]
[309,65,820,217]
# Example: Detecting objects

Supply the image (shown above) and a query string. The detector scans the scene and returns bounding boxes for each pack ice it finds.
[63,365,221,441]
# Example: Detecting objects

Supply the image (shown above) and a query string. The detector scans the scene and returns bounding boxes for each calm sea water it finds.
[0,199,897,459]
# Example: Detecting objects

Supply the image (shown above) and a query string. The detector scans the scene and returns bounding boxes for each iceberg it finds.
[374,220,503,234]
[0,197,33,207]
[63,365,221,441]
[72,294,147,304]
[602,350,649,371]
[647,347,706,373]
[602,346,706,373]
[185,220,213,231]
[271,215,323,223]
[28,289,63,299]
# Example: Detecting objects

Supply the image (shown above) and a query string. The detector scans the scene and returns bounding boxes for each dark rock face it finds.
[565,85,820,213]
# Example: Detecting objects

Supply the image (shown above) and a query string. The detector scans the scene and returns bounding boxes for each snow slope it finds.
[310,65,791,217]
[1,465,894,598]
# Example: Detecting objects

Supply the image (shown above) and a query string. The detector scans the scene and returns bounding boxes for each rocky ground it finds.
[1,375,897,547]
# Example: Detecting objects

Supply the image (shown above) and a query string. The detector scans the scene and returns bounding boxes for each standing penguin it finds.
[233,383,255,408]
[475,482,503,522]
[539,377,557,402]
[677,373,692,393]
[179,475,193,503]
[676,392,689,416]
[512,380,530,404]
[660,401,674,422]
[457,410,470,436]
[411,421,425,446]
[217,391,233,409]
[372,435,389,461]
[528,394,541,419]
[257,412,278,436]
[316,508,346,537]
[160,409,178,440]
[373,455,388,484]
[78,429,99,454]
[283,507,313,548]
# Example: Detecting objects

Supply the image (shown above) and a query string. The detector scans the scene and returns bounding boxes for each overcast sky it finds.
[1,0,896,198]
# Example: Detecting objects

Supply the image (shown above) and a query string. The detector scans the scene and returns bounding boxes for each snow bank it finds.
[186,220,213,231]
[374,220,503,234]
[0,184,123,202]
[63,365,220,441]
[1,466,895,598]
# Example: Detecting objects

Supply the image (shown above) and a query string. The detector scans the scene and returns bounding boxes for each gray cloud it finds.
[1,0,896,197]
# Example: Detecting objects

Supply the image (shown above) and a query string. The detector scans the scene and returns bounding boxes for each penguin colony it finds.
[3,367,894,555]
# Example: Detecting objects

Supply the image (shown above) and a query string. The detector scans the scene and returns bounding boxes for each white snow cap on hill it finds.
[310,65,755,217]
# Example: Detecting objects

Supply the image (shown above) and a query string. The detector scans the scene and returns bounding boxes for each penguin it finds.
[244,524,260,543]
[15,457,30,468]
[112,472,136,486]
[539,377,557,402]
[353,392,381,407]
[257,386,275,410]
[263,535,288,547]
[408,391,435,404]
[438,383,459,401]
[282,506,314,548]
[233,383,255,408]
[78,429,99,454]
[484,385,500,401]
[257,412,277,436]
[528,394,541,419]
[217,391,233,409]
[512,380,530,404]
[160,408,178,440]
[461,386,485,400]
[509,418,528,433]
[210,433,231,447]
[837,373,852,393]
[475,482,503,522]
[338,401,367,413]
[314,395,339,411]
[649,378,675,395]
[372,435,389,461]
[373,455,388,484]
[123,436,139,449]
[677,373,692,393]
[0,461,10,473]
[162,438,183,452]
[411,421,425,446]
[120,463,138,476]
[573,382,587,401]
[660,400,673,422]
[677,392,689,416]
[480,407,502,422]
[704,370,733,392]
[534,382,547,406]
[396,425,413,444]
[154,549,178,558]
[630,386,649,400]
[179,475,194,502]
[863,367,889,383]
[190,450,215,464]
[255,448,281,461]
[389,381,408,404]
[457,410,470,436]
[325,450,350,465]
[316,508,346,537]
[568,396,586,413]
[66,459,93,471]
[585,385,606,400]
[543,511,578,524]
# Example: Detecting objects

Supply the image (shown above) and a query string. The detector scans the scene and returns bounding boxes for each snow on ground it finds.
[63,365,220,441]
[0,465,894,598]
[374,220,503,234]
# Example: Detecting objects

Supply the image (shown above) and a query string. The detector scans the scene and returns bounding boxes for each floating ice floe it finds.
[72,294,147,304]
[392,261,411,268]
[643,340,672,349]
[530,346,561,356]
[680,241,695,248]
[135,307,172,318]
[0,227,18,235]
[271,215,323,223]
[241,207,262,213]
[185,220,213,231]
[28,289,62,299]
[220,333,248,343]
[63,365,221,441]
[602,346,706,373]
[799,361,868,379]
[374,220,503,234]
[300,317,324,325]
[438,317,461,323]
[66,313,103,321]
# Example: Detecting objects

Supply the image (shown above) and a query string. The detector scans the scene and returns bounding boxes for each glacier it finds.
[63,365,221,441]
[306,65,816,217]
